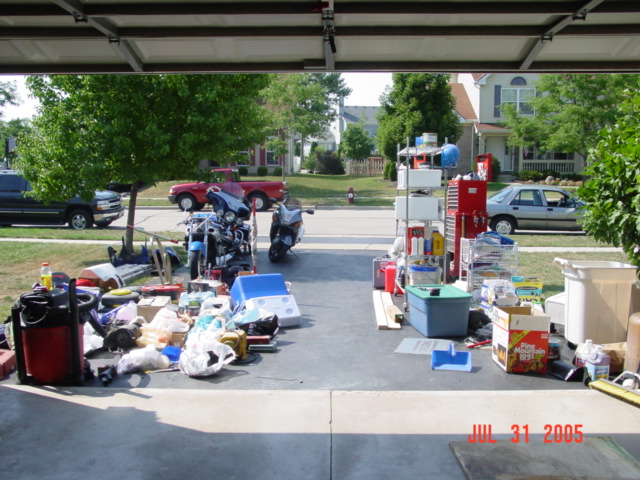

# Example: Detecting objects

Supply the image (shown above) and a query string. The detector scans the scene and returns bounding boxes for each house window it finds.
[502,86,535,115]
[523,145,575,161]
[266,149,279,166]
[237,150,252,167]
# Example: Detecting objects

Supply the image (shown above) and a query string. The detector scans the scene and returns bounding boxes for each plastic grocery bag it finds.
[117,345,170,374]
[179,342,236,377]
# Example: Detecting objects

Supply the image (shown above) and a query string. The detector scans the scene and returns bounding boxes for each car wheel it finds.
[68,209,93,230]
[177,194,198,212]
[490,216,516,235]
[248,192,269,212]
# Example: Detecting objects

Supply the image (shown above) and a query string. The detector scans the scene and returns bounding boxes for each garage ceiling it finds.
[1,0,639,75]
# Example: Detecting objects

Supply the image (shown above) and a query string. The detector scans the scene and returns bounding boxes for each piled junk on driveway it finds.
[3,182,304,386]
[371,140,640,404]
[6,266,301,385]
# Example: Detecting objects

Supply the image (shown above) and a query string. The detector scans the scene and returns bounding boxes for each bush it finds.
[491,158,501,182]
[388,162,397,182]
[562,172,583,181]
[257,166,268,176]
[315,150,345,175]
[237,166,248,176]
[518,170,544,182]
[302,157,318,173]
[383,161,393,180]
[273,166,282,177]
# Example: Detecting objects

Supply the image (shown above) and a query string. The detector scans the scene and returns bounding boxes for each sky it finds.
[1,72,394,121]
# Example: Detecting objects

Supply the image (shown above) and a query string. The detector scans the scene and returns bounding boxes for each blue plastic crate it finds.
[230,274,289,307]
[406,284,472,337]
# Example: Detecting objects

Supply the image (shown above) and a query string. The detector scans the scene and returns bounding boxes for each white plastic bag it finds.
[117,345,170,374]
[115,301,137,322]
[179,341,235,377]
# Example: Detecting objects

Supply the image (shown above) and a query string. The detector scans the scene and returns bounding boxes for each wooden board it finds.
[372,290,389,330]
[450,437,640,480]
[380,291,402,330]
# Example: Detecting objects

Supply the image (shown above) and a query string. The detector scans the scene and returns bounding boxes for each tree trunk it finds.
[124,183,138,252]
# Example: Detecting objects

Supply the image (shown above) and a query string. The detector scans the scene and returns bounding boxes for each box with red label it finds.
[492,306,550,374]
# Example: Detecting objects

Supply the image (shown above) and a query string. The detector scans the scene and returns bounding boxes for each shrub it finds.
[237,166,248,176]
[315,150,345,175]
[257,166,268,176]
[388,162,397,182]
[491,158,501,182]
[518,170,544,182]
[273,166,282,177]
[562,172,583,181]
[302,157,318,173]
[383,160,393,180]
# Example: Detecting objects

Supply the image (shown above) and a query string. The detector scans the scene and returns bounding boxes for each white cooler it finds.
[245,295,302,328]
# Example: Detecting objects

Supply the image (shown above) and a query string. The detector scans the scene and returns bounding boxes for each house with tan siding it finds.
[450,73,581,179]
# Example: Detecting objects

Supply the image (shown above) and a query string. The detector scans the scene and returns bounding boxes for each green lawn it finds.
[132,173,512,207]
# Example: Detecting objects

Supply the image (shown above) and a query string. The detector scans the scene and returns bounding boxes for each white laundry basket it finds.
[554,258,638,344]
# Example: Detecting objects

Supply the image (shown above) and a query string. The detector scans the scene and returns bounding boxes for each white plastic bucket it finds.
[553,258,637,344]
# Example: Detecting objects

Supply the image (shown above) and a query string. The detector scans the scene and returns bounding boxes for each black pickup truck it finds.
[0,169,125,230]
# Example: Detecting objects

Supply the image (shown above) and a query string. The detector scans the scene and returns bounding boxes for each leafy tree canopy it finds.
[502,73,640,163]
[262,73,350,159]
[15,74,270,248]
[376,73,462,161]
[341,118,375,161]
[0,80,19,114]
[577,90,640,266]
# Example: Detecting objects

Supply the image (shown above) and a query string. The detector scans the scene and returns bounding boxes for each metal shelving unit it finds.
[459,238,518,293]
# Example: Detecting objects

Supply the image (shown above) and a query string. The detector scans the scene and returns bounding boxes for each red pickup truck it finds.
[168,168,287,212]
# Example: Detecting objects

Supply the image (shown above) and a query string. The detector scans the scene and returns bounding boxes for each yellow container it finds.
[431,230,445,256]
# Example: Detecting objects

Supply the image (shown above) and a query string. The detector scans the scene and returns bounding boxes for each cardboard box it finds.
[492,306,550,374]
[137,296,173,323]
[511,276,544,302]
[79,263,125,290]
[187,280,225,295]
[167,331,186,349]
[0,349,16,377]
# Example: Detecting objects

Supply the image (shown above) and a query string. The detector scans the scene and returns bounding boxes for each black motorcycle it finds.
[268,195,314,262]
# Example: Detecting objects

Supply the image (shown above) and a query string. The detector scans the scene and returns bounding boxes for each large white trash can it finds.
[554,258,638,344]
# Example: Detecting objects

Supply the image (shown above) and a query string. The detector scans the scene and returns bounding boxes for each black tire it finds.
[177,194,199,212]
[268,241,288,263]
[189,250,203,280]
[101,291,140,308]
[248,192,269,212]
[489,215,516,235]
[68,209,93,230]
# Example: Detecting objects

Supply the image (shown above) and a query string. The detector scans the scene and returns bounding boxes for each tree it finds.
[15,74,270,250]
[0,80,19,113]
[577,90,640,266]
[340,119,375,161]
[502,74,640,164]
[376,73,462,161]
[262,73,350,169]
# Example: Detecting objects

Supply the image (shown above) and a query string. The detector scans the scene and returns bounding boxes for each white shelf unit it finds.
[459,238,518,293]
[395,167,445,286]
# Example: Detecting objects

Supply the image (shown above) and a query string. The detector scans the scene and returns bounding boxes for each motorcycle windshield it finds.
[220,181,245,199]
[284,197,301,207]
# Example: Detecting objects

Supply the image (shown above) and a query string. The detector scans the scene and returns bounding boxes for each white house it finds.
[450,73,581,178]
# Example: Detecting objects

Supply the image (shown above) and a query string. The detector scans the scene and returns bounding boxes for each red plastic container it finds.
[141,284,181,301]
[21,324,84,385]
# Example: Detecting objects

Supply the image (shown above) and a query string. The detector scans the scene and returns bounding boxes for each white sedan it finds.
[487,185,585,235]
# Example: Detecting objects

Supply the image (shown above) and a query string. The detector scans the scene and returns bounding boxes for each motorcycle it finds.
[268,194,315,262]
[180,182,253,281]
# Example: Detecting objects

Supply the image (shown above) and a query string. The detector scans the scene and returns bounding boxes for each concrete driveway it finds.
[2,207,639,480]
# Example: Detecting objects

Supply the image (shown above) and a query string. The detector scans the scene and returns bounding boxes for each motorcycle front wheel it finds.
[188,250,205,280]
[268,241,288,263]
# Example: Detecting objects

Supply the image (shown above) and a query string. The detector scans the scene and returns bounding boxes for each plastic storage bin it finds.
[230,274,289,308]
[394,196,439,221]
[554,258,638,344]
[245,295,301,328]
[406,284,472,337]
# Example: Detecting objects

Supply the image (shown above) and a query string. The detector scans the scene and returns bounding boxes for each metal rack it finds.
[459,237,518,293]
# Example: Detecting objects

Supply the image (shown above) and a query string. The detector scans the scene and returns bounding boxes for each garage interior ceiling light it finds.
[0,0,639,74]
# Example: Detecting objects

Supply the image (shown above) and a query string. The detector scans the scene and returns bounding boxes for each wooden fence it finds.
[346,157,385,176]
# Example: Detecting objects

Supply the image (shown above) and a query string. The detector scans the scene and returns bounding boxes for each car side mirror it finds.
[306,209,315,215]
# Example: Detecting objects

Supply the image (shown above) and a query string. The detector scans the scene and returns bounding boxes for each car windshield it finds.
[488,187,514,203]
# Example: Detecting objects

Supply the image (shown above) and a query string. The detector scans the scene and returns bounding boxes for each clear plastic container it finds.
[40,262,52,290]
